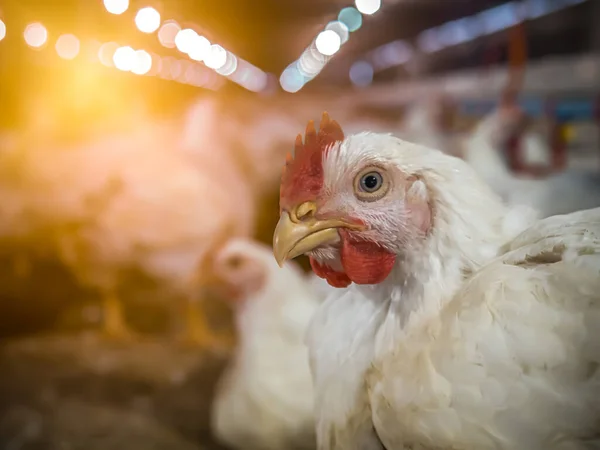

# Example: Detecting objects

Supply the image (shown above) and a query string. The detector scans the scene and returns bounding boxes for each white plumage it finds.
[463,110,600,218]
[210,239,324,450]
[275,131,600,450]
[0,112,256,340]
[400,96,461,157]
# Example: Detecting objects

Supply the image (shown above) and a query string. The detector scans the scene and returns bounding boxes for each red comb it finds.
[280,112,344,210]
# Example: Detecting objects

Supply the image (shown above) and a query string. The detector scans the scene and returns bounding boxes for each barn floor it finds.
[0,332,232,450]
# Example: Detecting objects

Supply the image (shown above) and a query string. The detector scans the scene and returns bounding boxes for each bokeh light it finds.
[280,65,305,93]
[188,35,211,62]
[315,30,341,56]
[338,7,363,32]
[24,22,48,49]
[242,70,269,92]
[0,20,6,42]
[204,44,227,70]
[174,28,197,54]
[297,46,326,78]
[355,0,381,15]
[349,60,374,87]
[216,52,238,76]
[55,34,80,60]
[135,7,161,34]
[370,40,413,71]
[98,41,119,67]
[131,49,153,75]
[325,21,349,45]
[168,58,183,79]
[113,46,136,71]
[158,21,180,48]
[103,0,129,15]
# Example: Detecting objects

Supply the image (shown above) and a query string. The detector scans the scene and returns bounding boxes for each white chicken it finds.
[463,97,600,217]
[272,113,600,450]
[0,119,253,346]
[400,94,460,157]
[208,238,321,450]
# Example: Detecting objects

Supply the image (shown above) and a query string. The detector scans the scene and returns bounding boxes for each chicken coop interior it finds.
[0,0,599,449]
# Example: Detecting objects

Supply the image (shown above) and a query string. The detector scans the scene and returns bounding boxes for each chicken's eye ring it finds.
[353,166,390,202]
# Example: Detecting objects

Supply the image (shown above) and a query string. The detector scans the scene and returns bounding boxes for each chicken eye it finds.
[225,255,244,269]
[353,167,390,202]
[359,172,383,193]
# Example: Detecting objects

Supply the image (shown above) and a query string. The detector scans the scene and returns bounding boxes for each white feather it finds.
[211,240,326,450]
[305,133,600,450]
[463,112,600,218]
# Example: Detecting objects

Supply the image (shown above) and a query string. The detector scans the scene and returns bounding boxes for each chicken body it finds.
[463,111,600,218]
[0,117,255,342]
[273,124,600,450]
[400,96,461,157]
[210,239,322,450]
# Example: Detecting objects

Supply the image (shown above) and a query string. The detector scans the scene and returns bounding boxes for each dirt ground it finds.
[0,332,232,450]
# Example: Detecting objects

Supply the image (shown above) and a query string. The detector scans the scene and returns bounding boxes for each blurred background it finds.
[0,0,598,448]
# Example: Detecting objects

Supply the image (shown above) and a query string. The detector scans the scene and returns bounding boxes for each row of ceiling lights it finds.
[102,0,268,92]
[348,0,589,88]
[0,18,223,90]
[279,0,382,93]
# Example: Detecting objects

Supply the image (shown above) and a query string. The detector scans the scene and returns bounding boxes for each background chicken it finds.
[208,238,322,450]
[400,93,461,157]
[273,114,600,449]
[463,91,600,217]
[0,96,297,346]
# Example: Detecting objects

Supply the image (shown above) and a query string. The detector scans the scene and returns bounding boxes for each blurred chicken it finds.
[464,93,600,217]
[0,111,255,346]
[209,238,321,450]
[0,91,308,345]
[182,95,303,197]
[400,93,461,156]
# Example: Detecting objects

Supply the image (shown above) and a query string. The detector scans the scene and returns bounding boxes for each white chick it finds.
[209,238,321,450]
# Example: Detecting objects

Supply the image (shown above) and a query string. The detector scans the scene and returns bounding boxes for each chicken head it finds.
[273,113,432,288]
[207,238,271,304]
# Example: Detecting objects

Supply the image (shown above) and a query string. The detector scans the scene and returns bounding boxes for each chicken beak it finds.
[273,202,364,267]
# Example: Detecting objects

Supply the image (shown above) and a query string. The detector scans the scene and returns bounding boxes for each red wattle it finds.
[339,230,396,285]
[309,257,351,288]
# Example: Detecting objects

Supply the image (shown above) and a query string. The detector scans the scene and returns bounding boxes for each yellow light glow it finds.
[104,0,129,15]
[113,46,136,71]
[55,34,80,60]
[135,7,161,34]
[204,44,227,70]
[355,0,381,15]
[24,22,48,49]
[0,20,6,42]
[98,41,119,66]
[315,29,341,56]
[158,21,180,48]
[188,35,211,61]
[131,49,152,75]
[174,28,197,54]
